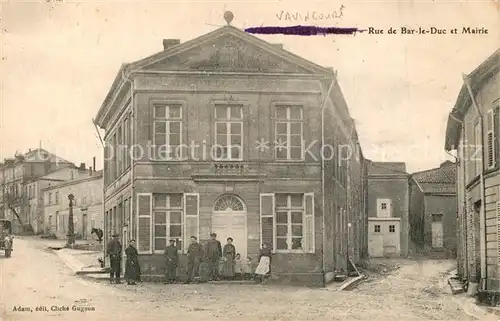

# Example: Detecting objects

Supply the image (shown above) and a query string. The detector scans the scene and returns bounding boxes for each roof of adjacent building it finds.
[411,161,456,194]
[42,170,103,192]
[367,161,408,175]
[444,49,499,151]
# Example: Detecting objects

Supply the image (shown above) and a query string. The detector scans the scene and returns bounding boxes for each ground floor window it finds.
[260,192,315,253]
[136,192,199,254]
[153,194,183,252]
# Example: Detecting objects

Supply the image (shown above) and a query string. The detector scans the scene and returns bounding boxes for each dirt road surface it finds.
[0,238,478,321]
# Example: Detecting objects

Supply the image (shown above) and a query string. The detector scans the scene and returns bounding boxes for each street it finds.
[1,238,477,321]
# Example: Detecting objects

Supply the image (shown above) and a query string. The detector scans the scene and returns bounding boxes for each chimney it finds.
[163,39,180,50]
[79,163,86,170]
[93,157,96,172]
[272,43,283,50]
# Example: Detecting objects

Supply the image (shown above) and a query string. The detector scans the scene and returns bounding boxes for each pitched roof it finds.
[445,48,499,151]
[95,24,336,127]
[411,162,456,194]
[368,161,408,175]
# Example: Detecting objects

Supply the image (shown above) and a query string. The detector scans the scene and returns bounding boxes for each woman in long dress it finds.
[125,239,141,285]
[221,237,236,280]
[254,242,272,284]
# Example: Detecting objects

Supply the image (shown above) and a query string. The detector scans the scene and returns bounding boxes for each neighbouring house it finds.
[0,148,74,234]
[92,14,368,286]
[444,48,499,301]
[42,162,103,239]
[409,160,457,258]
[366,161,409,258]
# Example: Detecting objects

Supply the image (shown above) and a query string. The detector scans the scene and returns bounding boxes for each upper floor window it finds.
[48,193,52,205]
[486,106,499,169]
[55,192,59,204]
[154,105,183,160]
[214,105,243,161]
[376,198,391,218]
[275,105,303,161]
[473,120,482,176]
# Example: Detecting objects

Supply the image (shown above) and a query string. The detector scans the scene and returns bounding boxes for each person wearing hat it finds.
[164,239,179,284]
[125,239,141,285]
[107,233,123,284]
[185,236,203,284]
[205,232,222,281]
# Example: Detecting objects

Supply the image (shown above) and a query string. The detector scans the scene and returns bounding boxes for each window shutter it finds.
[304,192,315,253]
[137,193,152,254]
[467,208,475,268]
[387,199,392,218]
[487,109,495,168]
[184,193,199,253]
[496,202,500,265]
[260,193,275,250]
[494,107,499,167]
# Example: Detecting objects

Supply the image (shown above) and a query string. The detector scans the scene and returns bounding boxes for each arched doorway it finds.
[212,194,247,259]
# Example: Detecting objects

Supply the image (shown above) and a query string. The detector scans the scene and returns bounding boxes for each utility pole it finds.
[66,194,75,247]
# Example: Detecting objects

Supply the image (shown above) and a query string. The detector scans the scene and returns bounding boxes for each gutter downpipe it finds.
[320,76,336,283]
[91,119,105,266]
[463,73,487,290]
[121,68,135,269]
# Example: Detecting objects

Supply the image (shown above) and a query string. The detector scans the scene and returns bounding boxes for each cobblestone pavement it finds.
[0,238,481,321]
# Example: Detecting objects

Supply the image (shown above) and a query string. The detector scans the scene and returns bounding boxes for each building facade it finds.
[366,161,409,257]
[445,49,499,298]
[94,21,368,285]
[409,161,457,258]
[43,169,103,240]
[0,149,73,233]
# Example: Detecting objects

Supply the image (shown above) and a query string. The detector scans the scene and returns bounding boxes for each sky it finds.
[1,0,499,173]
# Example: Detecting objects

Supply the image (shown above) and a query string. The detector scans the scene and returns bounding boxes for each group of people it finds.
[106,232,272,285]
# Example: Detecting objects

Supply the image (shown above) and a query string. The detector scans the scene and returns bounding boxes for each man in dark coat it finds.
[205,232,222,281]
[107,233,122,284]
[185,236,203,284]
[164,239,179,284]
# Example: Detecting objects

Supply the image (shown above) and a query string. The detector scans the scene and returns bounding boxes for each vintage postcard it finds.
[1,0,499,320]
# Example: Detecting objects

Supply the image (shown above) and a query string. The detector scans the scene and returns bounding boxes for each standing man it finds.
[164,239,179,284]
[107,233,122,284]
[205,232,222,281]
[185,236,203,284]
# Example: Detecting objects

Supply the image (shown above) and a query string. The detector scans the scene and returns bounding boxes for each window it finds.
[473,120,482,176]
[117,125,123,175]
[48,193,52,205]
[82,197,87,206]
[374,225,381,233]
[55,192,59,205]
[259,193,314,253]
[214,105,243,160]
[376,198,391,218]
[275,194,304,250]
[154,104,183,160]
[153,194,183,252]
[275,105,303,160]
[124,116,130,169]
[137,193,199,254]
[432,214,443,222]
[389,225,395,233]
